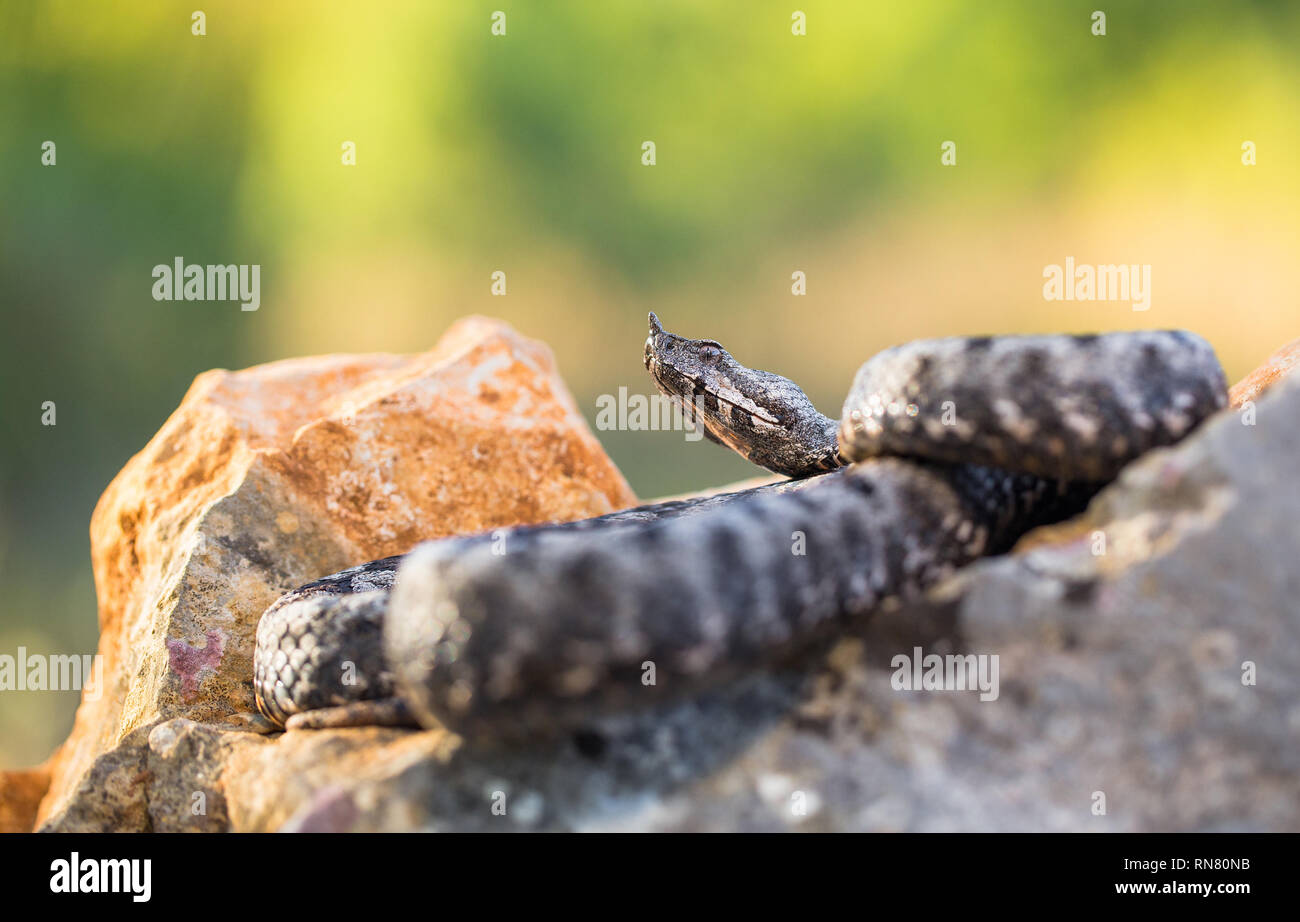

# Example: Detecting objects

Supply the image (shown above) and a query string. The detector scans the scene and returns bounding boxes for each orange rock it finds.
[0,764,50,833]
[35,316,636,828]
[1230,336,1300,408]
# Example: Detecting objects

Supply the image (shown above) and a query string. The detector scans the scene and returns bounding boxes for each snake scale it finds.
[254,314,1227,737]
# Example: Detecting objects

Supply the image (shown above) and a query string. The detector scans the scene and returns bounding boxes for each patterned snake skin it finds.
[254,316,1227,736]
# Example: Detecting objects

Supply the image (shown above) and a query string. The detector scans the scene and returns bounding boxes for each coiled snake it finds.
[254,314,1227,736]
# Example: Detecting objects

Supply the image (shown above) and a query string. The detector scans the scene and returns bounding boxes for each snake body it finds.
[254,316,1227,736]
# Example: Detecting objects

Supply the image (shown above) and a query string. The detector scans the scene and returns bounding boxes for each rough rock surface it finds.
[27,328,1300,832]
[33,317,636,830]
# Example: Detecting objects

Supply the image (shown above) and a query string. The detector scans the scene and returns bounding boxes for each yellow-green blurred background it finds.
[2,1,1297,767]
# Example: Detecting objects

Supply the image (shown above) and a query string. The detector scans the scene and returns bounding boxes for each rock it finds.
[0,764,50,833]
[34,316,636,831]
[162,361,1298,833]
[1229,336,1300,408]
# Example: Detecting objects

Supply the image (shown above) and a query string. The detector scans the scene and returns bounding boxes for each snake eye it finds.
[699,345,721,363]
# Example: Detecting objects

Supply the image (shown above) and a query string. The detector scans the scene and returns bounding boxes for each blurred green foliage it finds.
[2,1,1298,765]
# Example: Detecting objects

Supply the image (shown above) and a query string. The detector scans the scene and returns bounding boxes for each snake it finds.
[253,314,1227,737]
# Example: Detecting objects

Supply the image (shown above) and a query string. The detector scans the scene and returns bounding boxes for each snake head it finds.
[644,312,731,397]
[643,314,840,477]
